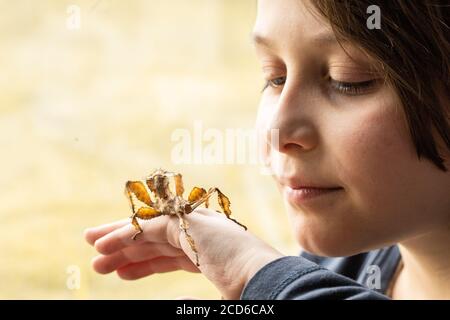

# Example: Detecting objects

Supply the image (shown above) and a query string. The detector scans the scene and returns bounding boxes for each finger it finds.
[94,215,180,255]
[92,242,185,274]
[116,256,199,280]
[84,219,130,246]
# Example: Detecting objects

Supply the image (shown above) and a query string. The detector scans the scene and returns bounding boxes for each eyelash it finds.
[262,77,377,96]
[262,77,286,91]
[329,79,377,95]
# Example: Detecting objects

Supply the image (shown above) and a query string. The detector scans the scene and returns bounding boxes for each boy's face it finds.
[254,0,450,256]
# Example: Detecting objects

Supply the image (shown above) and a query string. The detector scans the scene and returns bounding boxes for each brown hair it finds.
[310,0,450,171]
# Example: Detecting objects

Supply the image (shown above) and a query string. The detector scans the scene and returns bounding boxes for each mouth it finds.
[284,185,343,205]
[278,176,344,206]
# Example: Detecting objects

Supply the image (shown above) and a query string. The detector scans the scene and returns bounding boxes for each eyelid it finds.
[262,66,286,78]
[328,65,381,81]
[329,78,379,95]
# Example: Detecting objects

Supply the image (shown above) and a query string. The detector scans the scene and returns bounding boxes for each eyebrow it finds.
[251,31,339,49]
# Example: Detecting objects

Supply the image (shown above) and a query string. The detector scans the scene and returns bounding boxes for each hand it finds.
[84,208,284,299]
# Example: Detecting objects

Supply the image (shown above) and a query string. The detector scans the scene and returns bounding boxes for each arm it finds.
[241,256,389,300]
[84,208,389,300]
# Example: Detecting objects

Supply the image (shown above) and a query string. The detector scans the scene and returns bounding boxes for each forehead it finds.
[253,0,334,50]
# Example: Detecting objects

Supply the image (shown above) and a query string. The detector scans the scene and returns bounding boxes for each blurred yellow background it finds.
[0,0,297,299]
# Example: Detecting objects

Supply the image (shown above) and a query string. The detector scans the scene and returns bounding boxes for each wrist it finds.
[240,243,285,294]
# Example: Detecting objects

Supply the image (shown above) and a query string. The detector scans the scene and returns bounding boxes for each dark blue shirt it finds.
[241,245,401,300]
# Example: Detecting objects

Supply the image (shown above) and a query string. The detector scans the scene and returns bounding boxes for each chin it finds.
[288,207,370,258]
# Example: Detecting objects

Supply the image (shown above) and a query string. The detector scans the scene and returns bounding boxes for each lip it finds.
[284,185,343,206]
[277,175,340,189]
[277,175,343,205]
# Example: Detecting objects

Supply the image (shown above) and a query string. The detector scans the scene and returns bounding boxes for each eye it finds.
[330,79,378,96]
[262,76,287,91]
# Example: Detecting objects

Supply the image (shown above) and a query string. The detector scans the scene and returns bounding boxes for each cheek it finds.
[285,100,417,256]
[334,99,414,211]
[341,113,411,186]
[329,95,448,242]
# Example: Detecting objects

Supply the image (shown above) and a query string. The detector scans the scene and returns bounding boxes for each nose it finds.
[266,82,319,154]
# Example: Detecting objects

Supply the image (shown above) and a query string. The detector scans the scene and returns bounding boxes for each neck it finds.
[394,224,450,299]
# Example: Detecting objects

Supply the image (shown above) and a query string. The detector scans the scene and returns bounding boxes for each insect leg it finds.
[188,187,211,210]
[174,173,185,197]
[215,188,247,230]
[195,187,248,231]
[131,207,163,240]
[125,181,153,207]
[178,215,200,266]
[130,214,143,240]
